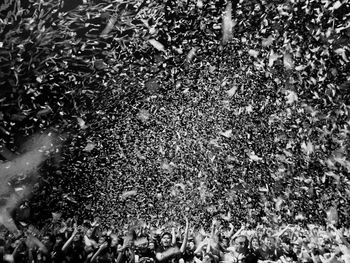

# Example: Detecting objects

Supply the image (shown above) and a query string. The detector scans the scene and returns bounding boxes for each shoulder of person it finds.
[156,246,165,253]
[247,249,259,257]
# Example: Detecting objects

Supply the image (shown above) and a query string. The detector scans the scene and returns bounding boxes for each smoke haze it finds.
[0,132,61,232]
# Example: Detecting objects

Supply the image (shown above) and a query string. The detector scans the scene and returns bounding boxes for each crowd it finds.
[1,216,350,263]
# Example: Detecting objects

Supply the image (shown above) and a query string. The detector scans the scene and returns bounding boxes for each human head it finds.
[222,237,230,249]
[256,226,264,237]
[42,233,55,250]
[263,235,275,248]
[101,235,111,248]
[234,235,249,253]
[110,234,119,247]
[311,226,319,236]
[301,235,309,244]
[280,236,292,251]
[266,228,273,237]
[137,237,149,249]
[55,233,65,246]
[149,240,156,250]
[292,242,302,254]
[98,235,106,245]
[188,239,196,250]
[73,230,84,244]
[11,238,23,249]
[86,228,94,239]
[250,236,260,250]
[160,232,172,247]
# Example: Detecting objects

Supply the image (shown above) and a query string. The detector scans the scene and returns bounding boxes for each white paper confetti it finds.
[148,39,166,53]
[226,86,238,97]
[219,129,232,138]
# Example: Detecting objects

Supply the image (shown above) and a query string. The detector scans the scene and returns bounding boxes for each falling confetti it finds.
[219,129,232,138]
[148,39,166,53]
[222,2,234,45]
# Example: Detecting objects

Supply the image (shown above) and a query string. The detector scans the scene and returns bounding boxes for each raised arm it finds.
[156,247,181,262]
[12,238,26,259]
[172,227,177,246]
[332,227,350,257]
[62,226,78,252]
[26,234,48,254]
[273,225,291,238]
[320,247,342,263]
[90,242,108,263]
[115,250,124,263]
[194,238,208,255]
[227,223,236,238]
[230,224,245,242]
[310,247,321,263]
[180,217,190,253]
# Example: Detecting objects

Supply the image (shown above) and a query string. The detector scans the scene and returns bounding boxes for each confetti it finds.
[148,39,166,53]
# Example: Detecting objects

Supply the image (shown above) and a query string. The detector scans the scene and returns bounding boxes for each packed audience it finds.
[0,215,349,263]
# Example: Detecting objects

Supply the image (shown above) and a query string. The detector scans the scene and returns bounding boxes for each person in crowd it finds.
[115,229,137,263]
[10,236,30,263]
[149,239,157,254]
[319,246,344,263]
[135,236,156,263]
[222,237,230,251]
[155,217,189,263]
[2,215,350,263]
[90,235,114,263]
[0,234,5,263]
[228,225,247,244]
[61,225,87,262]
[308,241,323,263]
[257,235,278,262]
[297,242,314,263]
[182,238,196,263]
[249,236,260,253]
[309,226,320,245]
[291,240,302,259]
[194,237,210,261]
[318,237,332,256]
[34,233,55,263]
[276,236,298,263]
[51,233,66,263]
[234,235,259,263]
[194,237,219,263]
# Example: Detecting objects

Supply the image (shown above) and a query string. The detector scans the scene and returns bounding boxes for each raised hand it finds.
[100,242,108,250]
